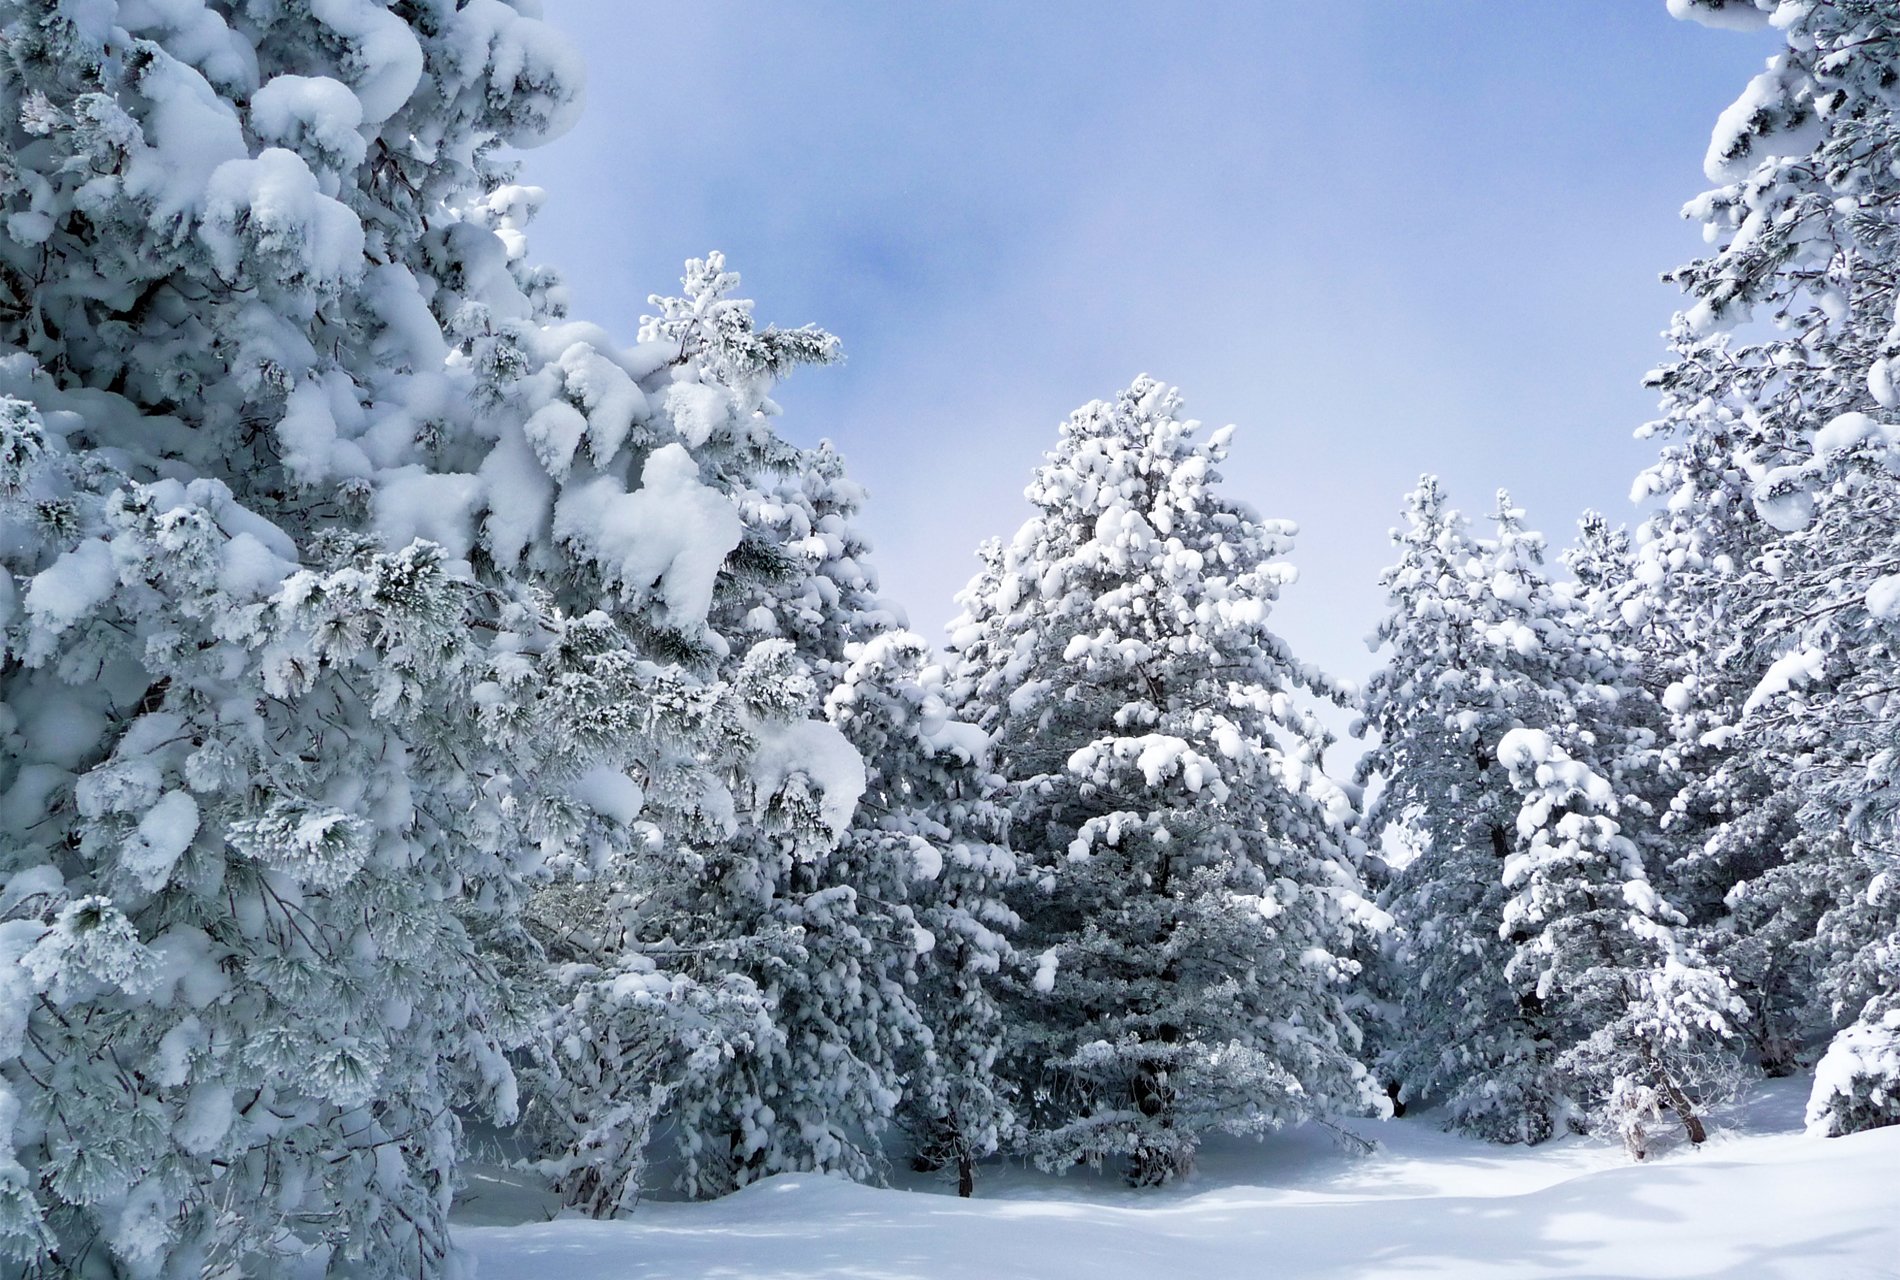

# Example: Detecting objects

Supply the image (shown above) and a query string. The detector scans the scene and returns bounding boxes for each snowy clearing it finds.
[456,1081,1899,1279]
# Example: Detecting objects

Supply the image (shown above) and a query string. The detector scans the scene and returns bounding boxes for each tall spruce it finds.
[527,258,931,1204]
[1358,480,1566,1142]
[950,377,1377,1186]
[0,1,903,1270]
[1638,0,1900,1134]
[0,0,847,1272]
[828,630,1018,1197]
[1361,483,1741,1149]
[1494,719,1743,1158]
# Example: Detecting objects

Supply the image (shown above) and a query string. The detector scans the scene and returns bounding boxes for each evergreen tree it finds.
[1361,483,1740,1150]
[828,630,1018,1197]
[1358,480,1566,1142]
[1641,0,1900,1133]
[951,377,1377,1186]
[0,1,889,1269]
[0,2,654,1272]
[1494,727,1743,1157]
[527,258,928,1202]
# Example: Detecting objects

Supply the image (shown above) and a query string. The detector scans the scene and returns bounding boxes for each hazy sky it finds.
[513,2,1776,708]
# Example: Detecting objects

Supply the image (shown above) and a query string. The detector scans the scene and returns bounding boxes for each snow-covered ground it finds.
[455,1080,1900,1278]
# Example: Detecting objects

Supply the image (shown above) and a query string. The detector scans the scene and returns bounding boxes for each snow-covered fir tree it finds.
[601,633,910,1202]
[1358,480,1567,1143]
[950,377,1378,1186]
[0,2,657,1272]
[1494,725,1743,1157]
[0,1,916,1270]
[1361,483,1741,1150]
[827,630,1018,1197]
[1636,0,1900,1135]
[1563,507,1819,1083]
[526,258,930,1203]
[1499,498,1747,1157]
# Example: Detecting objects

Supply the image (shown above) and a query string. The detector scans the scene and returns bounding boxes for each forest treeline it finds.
[0,0,1893,1275]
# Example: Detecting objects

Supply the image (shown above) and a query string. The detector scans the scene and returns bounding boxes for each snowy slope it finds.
[456,1082,1900,1279]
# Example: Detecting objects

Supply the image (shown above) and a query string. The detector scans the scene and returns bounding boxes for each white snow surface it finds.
[456,1079,1899,1279]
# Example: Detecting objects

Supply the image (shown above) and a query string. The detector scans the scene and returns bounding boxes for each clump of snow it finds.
[523,400,588,481]
[449,0,587,145]
[553,444,742,628]
[1811,411,1898,459]
[122,791,200,891]
[175,1083,235,1156]
[478,426,554,567]
[558,343,649,464]
[218,531,294,600]
[24,538,117,632]
[201,148,365,289]
[1704,59,1820,184]
[1751,476,1814,533]
[1866,575,1900,621]
[663,382,729,449]
[308,0,425,124]
[750,720,866,841]
[571,767,644,826]
[928,719,989,766]
[122,51,249,222]
[374,467,483,561]
[909,837,944,882]
[1496,727,1553,772]
[1870,359,1899,410]
[1667,0,1773,33]
[1067,734,1225,795]
[275,376,373,487]
[249,75,368,174]
[1031,948,1059,993]
[1662,680,1694,714]
[1744,646,1825,715]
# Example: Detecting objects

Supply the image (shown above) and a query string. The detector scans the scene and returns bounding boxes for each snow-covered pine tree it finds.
[0,3,635,1273]
[1638,0,1900,1134]
[1358,479,1567,1142]
[950,376,1378,1186]
[526,258,931,1204]
[1563,508,1815,1083]
[640,633,920,1200]
[1493,724,1743,1157]
[0,2,882,1271]
[827,630,1018,1197]
[1361,483,1740,1152]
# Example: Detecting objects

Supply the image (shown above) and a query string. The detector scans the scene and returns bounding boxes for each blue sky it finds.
[515,2,1776,705]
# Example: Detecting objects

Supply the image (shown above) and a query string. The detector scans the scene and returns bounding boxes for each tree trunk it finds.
[1657,1070,1708,1145]
[958,1153,974,1198]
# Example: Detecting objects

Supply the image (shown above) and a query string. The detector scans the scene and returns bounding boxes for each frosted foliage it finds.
[1359,480,1739,1150]
[522,260,927,1208]
[827,631,1019,1194]
[951,377,1377,1186]
[0,0,863,1272]
[1636,0,1900,1135]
